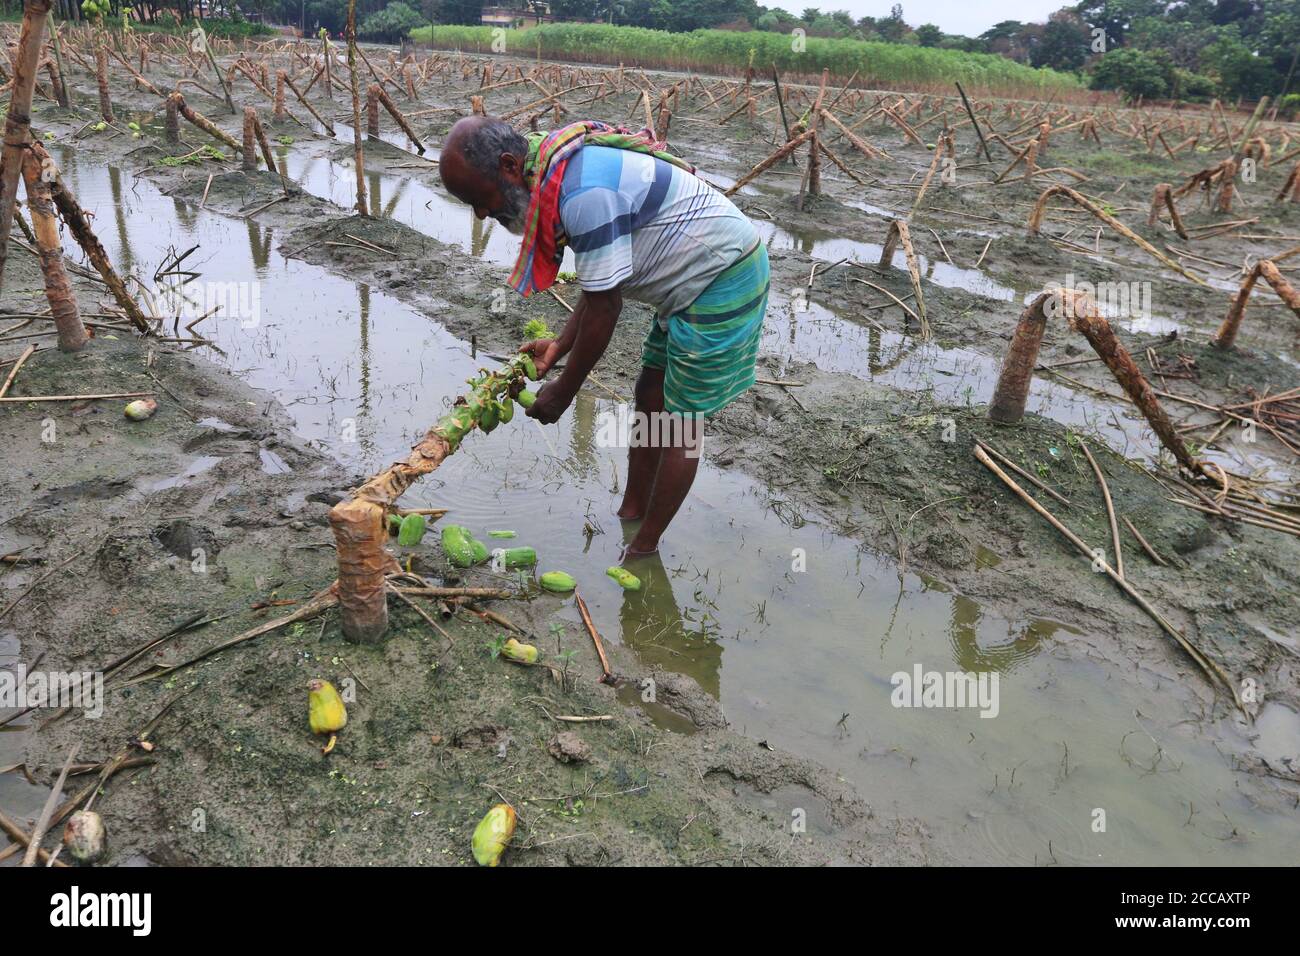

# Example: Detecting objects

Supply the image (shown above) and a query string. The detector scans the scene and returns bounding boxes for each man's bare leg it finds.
[617,366,665,520]
[625,413,702,555]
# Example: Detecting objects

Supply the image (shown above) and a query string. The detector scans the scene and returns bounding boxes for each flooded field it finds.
[3,37,1299,868]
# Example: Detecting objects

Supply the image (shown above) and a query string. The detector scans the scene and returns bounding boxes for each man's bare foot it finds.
[622,538,659,558]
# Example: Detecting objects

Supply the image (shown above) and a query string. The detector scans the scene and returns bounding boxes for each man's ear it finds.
[500,151,524,183]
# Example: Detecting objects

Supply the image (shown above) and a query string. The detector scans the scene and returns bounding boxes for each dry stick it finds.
[797,69,829,210]
[0,808,67,866]
[724,128,814,196]
[345,0,367,217]
[251,113,289,196]
[389,586,511,600]
[1080,440,1124,580]
[974,446,1242,712]
[283,72,335,134]
[820,108,891,161]
[0,0,54,292]
[911,129,951,214]
[850,277,919,325]
[973,437,1070,506]
[48,18,69,107]
[771,64,797,167]
[574,591,614,685]
[0,343,35,397]
[0,390,152,403]
[388,582,453,643]
[372,82,425,153]
[127,588,339,685]
[955,81,991,161]
[109,44,161,98]
[1026,184,1208,287]
[1147,183,1188,240]
[1123,516,1168,567]
[197,24,235,114]
[21,742,79,865]
[878,219,929,338]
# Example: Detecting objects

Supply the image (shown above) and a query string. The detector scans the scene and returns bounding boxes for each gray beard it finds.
[495,181,531,235]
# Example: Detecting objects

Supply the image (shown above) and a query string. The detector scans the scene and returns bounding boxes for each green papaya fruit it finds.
[539,571,576,592]
[397,513,427,547]
[441,525,485,567]
[497,546,536,568]
[606,566,641,591]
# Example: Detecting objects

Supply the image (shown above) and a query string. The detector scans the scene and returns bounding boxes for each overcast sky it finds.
[774,1,1068,38]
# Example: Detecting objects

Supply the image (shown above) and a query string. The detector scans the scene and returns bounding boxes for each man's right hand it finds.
[519,339,563,377]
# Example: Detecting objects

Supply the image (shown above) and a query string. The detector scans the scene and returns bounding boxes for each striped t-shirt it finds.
[557,145,758,317]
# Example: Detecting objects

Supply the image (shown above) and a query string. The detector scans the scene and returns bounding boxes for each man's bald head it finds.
[439,116,531,233]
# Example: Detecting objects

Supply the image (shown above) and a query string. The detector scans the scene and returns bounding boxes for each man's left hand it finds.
[526,380,574,424]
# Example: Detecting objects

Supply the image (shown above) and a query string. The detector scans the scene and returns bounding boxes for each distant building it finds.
[481,4,555,29]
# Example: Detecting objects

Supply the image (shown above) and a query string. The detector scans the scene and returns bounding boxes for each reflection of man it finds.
[615,543,722,702]
[438,115,769,555]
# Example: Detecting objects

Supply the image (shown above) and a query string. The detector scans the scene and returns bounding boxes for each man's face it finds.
[491,177,531,235]
[440,146,530,234]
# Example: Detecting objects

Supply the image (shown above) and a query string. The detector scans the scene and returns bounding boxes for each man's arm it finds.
[519,295,585,377]
[526,288,622,424]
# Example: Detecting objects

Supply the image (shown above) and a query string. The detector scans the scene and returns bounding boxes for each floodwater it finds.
[3,144,1296,866]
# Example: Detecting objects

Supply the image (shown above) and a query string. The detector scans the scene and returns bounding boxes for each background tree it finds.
[913,22,941,47]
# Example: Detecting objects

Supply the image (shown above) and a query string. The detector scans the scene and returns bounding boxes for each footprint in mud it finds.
[152,519,222,561]
[36,478,132,509]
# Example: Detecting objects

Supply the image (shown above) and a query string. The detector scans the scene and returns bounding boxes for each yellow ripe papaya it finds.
[472,803,517,866]
[308,679,347,735]
[501,638,538,664]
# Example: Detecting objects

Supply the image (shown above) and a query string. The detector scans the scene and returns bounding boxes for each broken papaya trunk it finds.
[329,354,536,643]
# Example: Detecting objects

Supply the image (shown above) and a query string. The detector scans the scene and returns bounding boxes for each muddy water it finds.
[17,146,1296,865]
[0,623,48,854]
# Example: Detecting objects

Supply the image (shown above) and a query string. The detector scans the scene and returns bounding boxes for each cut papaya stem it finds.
[329,354,536,643]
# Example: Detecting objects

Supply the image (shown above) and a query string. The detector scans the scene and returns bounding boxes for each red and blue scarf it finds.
[507,120,695,297]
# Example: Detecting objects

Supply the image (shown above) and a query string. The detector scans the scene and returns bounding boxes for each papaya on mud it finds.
[442,524,488,567]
